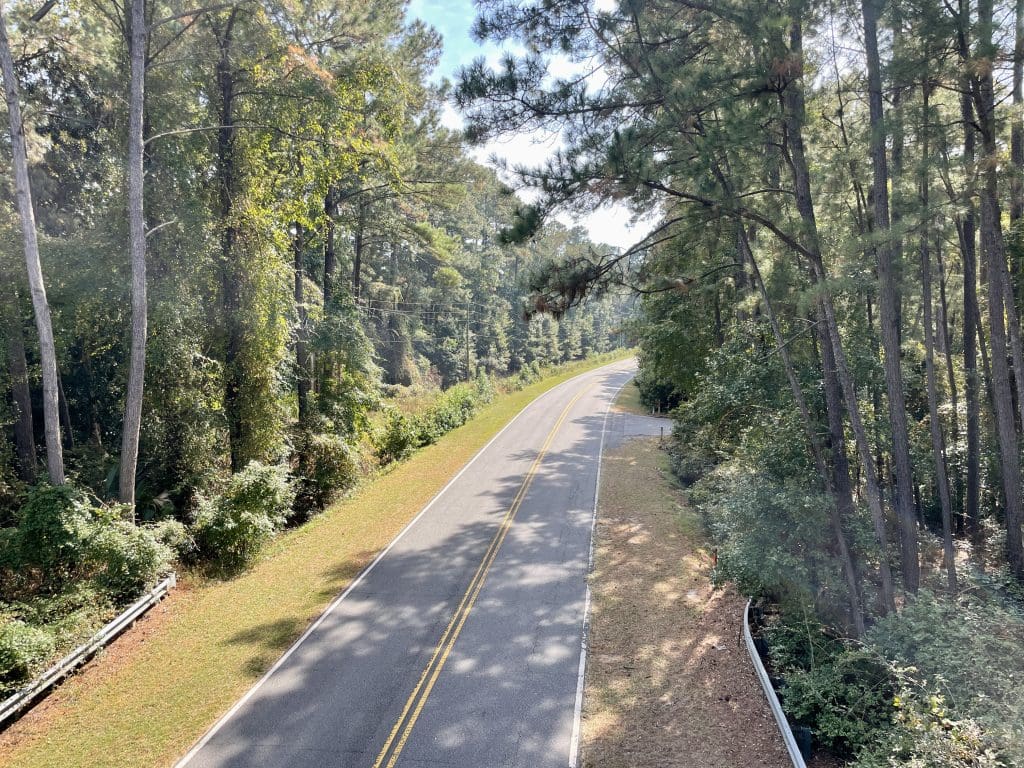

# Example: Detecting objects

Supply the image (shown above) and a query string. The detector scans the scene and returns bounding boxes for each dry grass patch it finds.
[611,379,647,416]
[580,435,789,768]
[0,352,629,768]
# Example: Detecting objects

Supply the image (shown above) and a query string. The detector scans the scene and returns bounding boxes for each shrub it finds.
[374,410,419,466]
[0,619,54,693]
[193,462,294,573]
[851,687,1002,768]
[12,581,112,647]
[146,519,196,562]
[417,383,477,443]
[86,521,172,600]
[779,647,895,756]
[15,484,93,583]
[294,432,359,515]
[691,463,835,603]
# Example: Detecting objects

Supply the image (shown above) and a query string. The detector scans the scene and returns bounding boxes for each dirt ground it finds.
[580,436,791,768]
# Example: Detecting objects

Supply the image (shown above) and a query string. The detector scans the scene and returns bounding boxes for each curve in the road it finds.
[177,360,637,768]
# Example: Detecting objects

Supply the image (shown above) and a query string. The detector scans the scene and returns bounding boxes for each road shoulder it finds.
[580,435,790,768]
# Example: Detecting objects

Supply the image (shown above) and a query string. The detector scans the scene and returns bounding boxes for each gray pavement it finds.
[178,360,639,768]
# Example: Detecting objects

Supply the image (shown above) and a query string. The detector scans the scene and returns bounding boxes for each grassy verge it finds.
[580,396,788,767]
[0,351,631,768]
[610,376,647,416]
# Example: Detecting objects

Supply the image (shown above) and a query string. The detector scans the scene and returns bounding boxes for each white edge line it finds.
[567,371,634,768]
[176,359,630,768]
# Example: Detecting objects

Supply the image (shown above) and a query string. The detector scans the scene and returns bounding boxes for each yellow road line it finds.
[372,384,592,768]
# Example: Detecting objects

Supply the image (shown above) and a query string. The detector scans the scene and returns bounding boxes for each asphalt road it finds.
[178,360,639,768]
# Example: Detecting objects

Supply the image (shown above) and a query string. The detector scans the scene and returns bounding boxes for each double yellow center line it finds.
[371,384,592,768]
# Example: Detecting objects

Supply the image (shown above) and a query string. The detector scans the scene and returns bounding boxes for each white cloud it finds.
[414,0,654,250]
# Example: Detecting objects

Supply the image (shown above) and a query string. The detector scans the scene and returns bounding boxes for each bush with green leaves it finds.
[0,619,54,695]
[762,612,896,757]
[374,410,420,466]
[294,432,359,515]
[851,685,1003,768]
[691,462,837,604]
[146,518,196,562]
[193,462,294,573]
[864,582,1024,762]
[14,484,94,585]
[374,375,494,466]
[85,520,172,600]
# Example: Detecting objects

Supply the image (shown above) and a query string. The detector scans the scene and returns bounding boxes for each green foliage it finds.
[374,375,495,466]
[0,620,54,694]
[864,583,1024,760]
[294,432,360,516]
[852,688,1003,768]
[374,411,420,466]
[146,519,196,562]
[763,612,895,756]
[14,485,93,583]
[193,462,294,573]
[85,521,172,600]
[690,455,837,607]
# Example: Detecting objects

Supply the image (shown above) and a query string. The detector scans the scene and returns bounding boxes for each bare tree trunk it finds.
[0,4,63,485]
[973,0,1024,578]
[352,197,365,300]
[919,86,957,591]
[958,86,983,541]
[862,0,919,591]
[781,16,896,612]
[323,189,336,308]
[210,10,243,470]
[119,0,147,507]
[744,232,865,633]
[2,279,36,481]
[57,368,73,449]
[294,223,310,426]
[936,243,960,447]
[1013,0,1024,228]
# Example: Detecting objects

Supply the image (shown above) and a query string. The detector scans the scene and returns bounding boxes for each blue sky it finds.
[408,0,490,82]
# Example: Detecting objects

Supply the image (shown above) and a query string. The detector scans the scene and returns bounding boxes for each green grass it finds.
[612,378,648,416]
[0,351,632,768]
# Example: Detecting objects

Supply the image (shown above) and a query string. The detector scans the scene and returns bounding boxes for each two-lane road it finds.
[178,360,638,768]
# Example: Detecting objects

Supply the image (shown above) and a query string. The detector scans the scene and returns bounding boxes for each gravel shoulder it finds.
[580,435,790,768]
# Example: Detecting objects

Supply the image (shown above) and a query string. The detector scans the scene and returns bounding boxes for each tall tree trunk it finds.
[744,230,864,633]
[862,0,919,591]
[973,0,1024,578]
[294,224,310,427]
[781,16,896,612]
[119,0,147,507]
[352,197,365,300]
[0,5,63,485]
[323,189,336,308]
[937,239,963,516]
[212,11,242,470]
[958,85,983,541]
[936,243,960,447]
[2,279,35,481]
[1013,0,1024,229]
[919,86,957,591]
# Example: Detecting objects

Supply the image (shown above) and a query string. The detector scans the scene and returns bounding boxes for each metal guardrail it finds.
[743,599,808,768]
[0,572,176,730]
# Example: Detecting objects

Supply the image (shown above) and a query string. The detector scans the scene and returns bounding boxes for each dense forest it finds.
[458,0,1024,764]
[0,0,629,700]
